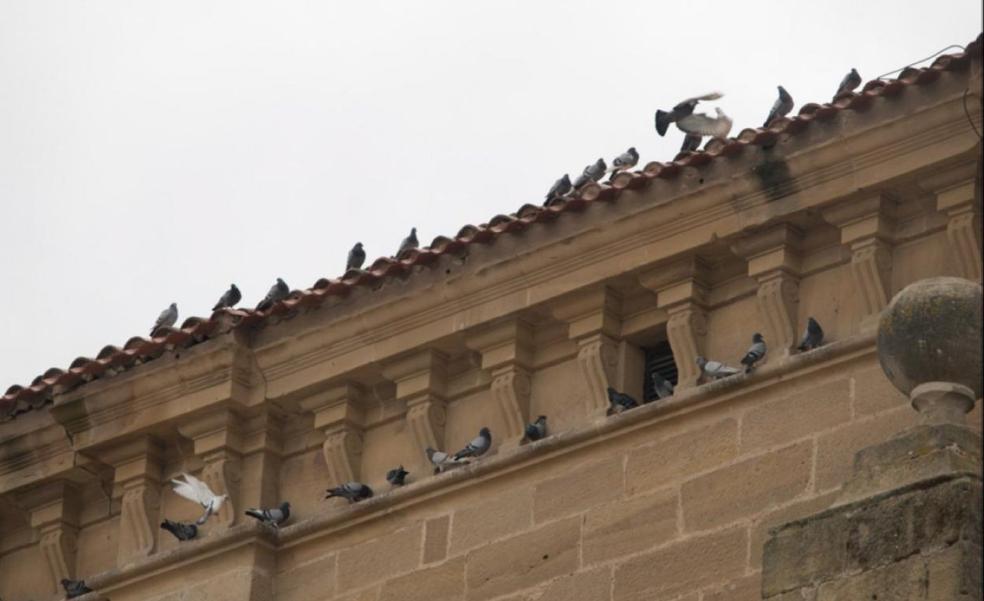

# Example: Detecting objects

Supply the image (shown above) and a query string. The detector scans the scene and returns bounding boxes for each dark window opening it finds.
[643,340,677,402]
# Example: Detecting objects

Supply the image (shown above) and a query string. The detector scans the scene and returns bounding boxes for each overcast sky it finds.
[0,1,980,388]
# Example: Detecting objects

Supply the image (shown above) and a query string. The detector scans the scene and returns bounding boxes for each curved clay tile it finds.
[69,357,96,371]
[914,69,941,85]
[31,374,47,386]
[97,346,121,360]
[428,235,456,252]
[456,224,481,240]
[898,67,922,82]
[488,214,515,228]
[515,204,542,220]
[180,316,207,330]
[369,257,399,272]
[656,163,681,179]
[124,336,148,351]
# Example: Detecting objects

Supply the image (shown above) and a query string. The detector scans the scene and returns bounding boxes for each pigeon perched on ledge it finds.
[152,303,178,334]
[347,242,366,270]
[606,387,639,415]
[797,317,824,352]
[651,372,674,400]
[764,85,794,127]
[524,415,547,442]
[741,333,767,373]
[453,427,492,460]
[212,284,241,311]
[386,465,409,486]
[696,356,741,380]
[325,482,373,503]
[61,578,92,599]
[426,447,458,474]
[245,501,291,528]
[256,278,289,312]
[160,518,198,541]
[170,472,228,525]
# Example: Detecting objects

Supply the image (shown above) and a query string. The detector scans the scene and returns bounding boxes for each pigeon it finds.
[256,278,289,312]
[835,68,861,97]
[655,91,724,136]
[61,578,92,599]
[680,133,702,153]
[170,472,228,525]
[797,317,825,352]
[325,481,373,503]
[763,86,794,127]
[572,158,607,189]
[397,227,419,257]
[740,333,767,373]
[607,147,639,180]
[677,107,733,139]
[347,242,366,270]
[426,447,457,473]
[160,518,198,541]
[453,427,492,460]
[212,284,241,311]
[245,501,291,528]
[651,372,674,400]
[606,387,639,415]
[544,174,573,204]
[386,465,409,486]
[524,415,547,442]
[696,356,741,380]
[151,302,178,335]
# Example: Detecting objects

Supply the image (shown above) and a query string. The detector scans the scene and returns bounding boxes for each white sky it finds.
[0,1,980,388]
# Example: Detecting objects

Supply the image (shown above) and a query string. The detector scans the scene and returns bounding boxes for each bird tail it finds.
[655,110,671,136]
[697,91,724,101]
[160,520,176,534]
[245,509,264,521]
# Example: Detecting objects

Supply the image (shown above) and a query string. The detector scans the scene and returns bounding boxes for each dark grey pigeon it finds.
[572,158,607,189]
[453,427,491,460]
[696,356,741,380]
[347,242,366,270]
[245,501,290,528]
[524,415,547,442]
[655,91,724,136]
[606,387,639,415]
[680,133,703,153]
[325,481,373,503]
[740,333,767,373]
[835,68,861,97]
[152,302,178,335]
[160,518,198,541]
[426,447,456,474]
[386,465,409,486]
[61,578,92,599]
[797,317,824,352]
[607,147,639,180]
[763,86,794,127]
[256,278,289,312]
[544,174,572,204]
[212,284,241,311]
[651,372,675,400]
[397,228,418,257]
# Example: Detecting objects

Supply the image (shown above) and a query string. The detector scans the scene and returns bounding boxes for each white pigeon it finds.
[677,107,733,139]
[696,356,741,381]
[171,473,228,525]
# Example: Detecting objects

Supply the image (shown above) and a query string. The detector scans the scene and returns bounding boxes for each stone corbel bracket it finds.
[552,286,623,413]
[383,350,449,458]
[822,194,897,330]
[299,384,366,485]
[100,436,164,566]
[731,223,804,356]
[177,409,244,530]
[465,318,535,443]
[639,257,710,390]
[935,179,983,283]
[17,479,81,594]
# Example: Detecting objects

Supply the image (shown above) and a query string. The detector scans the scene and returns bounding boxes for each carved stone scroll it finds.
[466,318,535,440]
[100,436,163,565]
[178,410,243,530]
[299,384,365,484]
[936,180,983,282]
[18,480,81,593]
[383,350,449,458]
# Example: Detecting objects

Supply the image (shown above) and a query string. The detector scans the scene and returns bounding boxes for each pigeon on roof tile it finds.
[740,333,767,373]
[152,303,178,335]
[655,91,723,136]
[797,317,825,352]
[453,427,492,460]
[325,481,373,503]
[607,147,639,179]
[160,518,198,541]
[764,86,794,127]
[696,356,740,380]
[835,68,861,97]
[397,228,418,257]
[347,242,366,270]
[572,158,608,189]
[245,501,291,528]
[544,174,572,204]
[677,107,733,139]
[212,284,241,311]
[256,278,289,312]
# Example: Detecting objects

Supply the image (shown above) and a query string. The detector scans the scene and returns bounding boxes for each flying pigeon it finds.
[453,427,492,460]
[696,356,741,380]
[680,133,702,153]
[396,227,419,257]
[835,68,861,97]
[426,447,457,473]
[325,481,373,503]
[256,278,289,312]
[245,501,291,528]
[607,147,639,180]
[763,86,794,127]
[544,174,573,204]
[572,158,607,189]
[347,242,366,270]
[797,317,825,352]
[212,284,241,311]
[607,386,639,415]
[655,91,724,136]
[524,415,547,442]
[61,578,92,599]
[160,518,198,541]
[152,303,178,335]
[386,465,409,486]
[741,333,767,373]
[677,107,733,139]
[170,472,228,525]
[651,372,674,400]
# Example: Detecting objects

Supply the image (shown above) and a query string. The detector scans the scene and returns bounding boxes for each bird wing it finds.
[677,111,732,137]
[680,91,724,105]
[173,473,215,505]
[171,477,206,506]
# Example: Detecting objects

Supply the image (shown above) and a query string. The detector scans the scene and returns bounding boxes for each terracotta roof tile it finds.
[2,35,981,420]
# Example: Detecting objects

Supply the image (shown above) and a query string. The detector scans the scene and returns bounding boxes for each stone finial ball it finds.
[877,277,983,398]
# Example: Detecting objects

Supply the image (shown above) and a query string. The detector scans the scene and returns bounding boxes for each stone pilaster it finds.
[299,383,366,485]
[936,180,983,283]
[552,286,622,413]
[466,318,535,444]
[17,480,81,594]
[383,350,449,458]
[239,409,285,511]
[100,436,164,565]
[178,409,243,530]
[639,257,709,390]
[731,224,803,357]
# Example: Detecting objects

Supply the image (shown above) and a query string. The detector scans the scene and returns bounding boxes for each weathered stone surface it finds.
[813,554,929,600]
[814,406,916,492]
[536,566,612,601]
[625,418,738,495]
[702,573,762,601]
[379,557,465,601]
[852,364,908,416]
[741,380,850,453]
[424,515,450,564]
[277,553,336,601]
[682,441,812,531]
[464,518,580,601]
[750,492,839,569]
[533,456,624,523]
[450,487,532,555]
[337,525,423,591]
[582,487,677,564]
